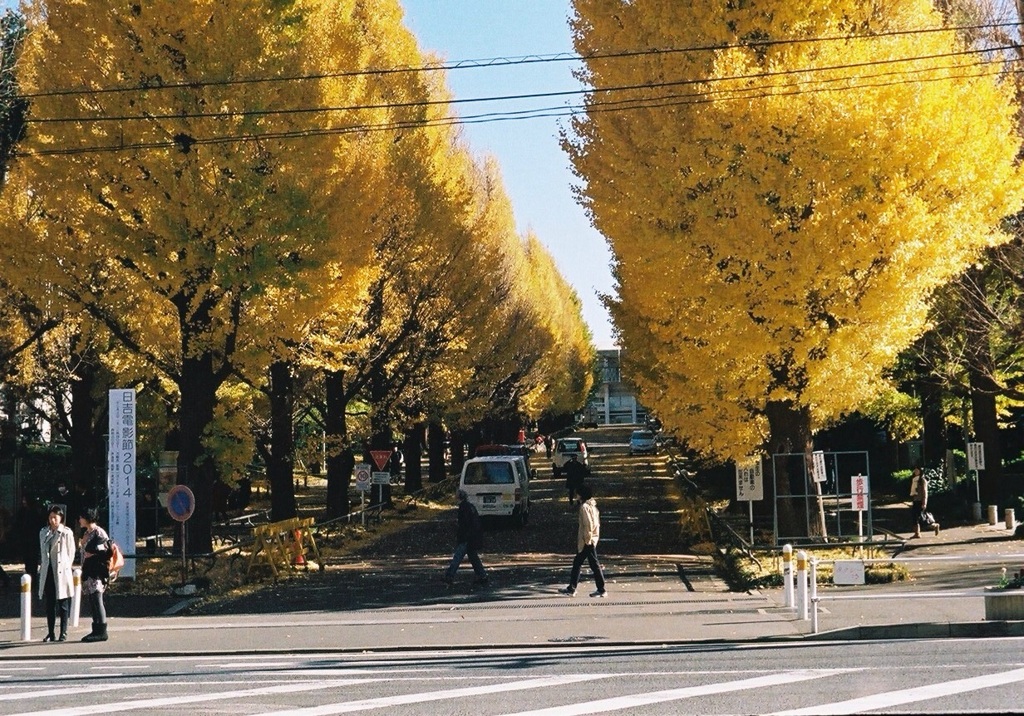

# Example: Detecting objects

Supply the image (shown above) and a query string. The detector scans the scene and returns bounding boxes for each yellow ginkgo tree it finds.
[566,0,1024,524]
[1,0,408,550]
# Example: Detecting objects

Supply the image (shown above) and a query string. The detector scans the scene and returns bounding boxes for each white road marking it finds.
[0,684,135,702]
[771,666,1024,715]
[500,669,853,716]
[7,678,375,716]
[256,674,611,716]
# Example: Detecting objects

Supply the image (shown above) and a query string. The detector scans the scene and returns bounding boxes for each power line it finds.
[17,57,1019,159]
[24,43,1019,126]
[16,20,1022,101]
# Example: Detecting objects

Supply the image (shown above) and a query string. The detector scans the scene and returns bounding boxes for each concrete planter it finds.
[984,588,1024,620]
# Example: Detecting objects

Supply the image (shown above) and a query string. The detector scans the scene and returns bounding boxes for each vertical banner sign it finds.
[735,460,763,501]
[108,389,137,579]
[852,474,869,512]
[967,442,985,471]
[811,451,827,483]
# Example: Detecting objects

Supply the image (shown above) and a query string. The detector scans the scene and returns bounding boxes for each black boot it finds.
[81,621,98,642]
[82,623,107,642]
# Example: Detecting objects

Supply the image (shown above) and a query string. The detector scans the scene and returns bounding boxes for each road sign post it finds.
[354,463,371,527]
[736,459,763,544]
[167,485,195,584]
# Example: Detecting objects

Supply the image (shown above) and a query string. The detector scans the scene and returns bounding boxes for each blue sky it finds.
[399,1,615,348]
[0,0,617,348]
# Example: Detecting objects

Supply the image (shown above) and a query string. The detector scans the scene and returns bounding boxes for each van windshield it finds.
[464,462,515,485]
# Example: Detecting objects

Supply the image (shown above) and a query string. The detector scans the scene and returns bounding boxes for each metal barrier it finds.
[777,544,1024,633]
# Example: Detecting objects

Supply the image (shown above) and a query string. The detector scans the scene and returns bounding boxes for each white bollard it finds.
[1006,508,1016,531]
[796,551,808,621]
[71,568,82,628]
[782,544,794,609]
[811,597,819,634]
[20,574,31,642]
[809,556,818,605]
[988,504,999,526]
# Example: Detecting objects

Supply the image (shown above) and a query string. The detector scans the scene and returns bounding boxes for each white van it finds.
[459,455,532,527]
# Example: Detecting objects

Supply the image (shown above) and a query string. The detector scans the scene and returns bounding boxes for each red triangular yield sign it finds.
[370,450,392,471]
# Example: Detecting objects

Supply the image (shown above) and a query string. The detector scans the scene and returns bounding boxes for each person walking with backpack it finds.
[78,508,110,642]
[443,489,488,588]
[38,504,75,642]
[562,484,607,598]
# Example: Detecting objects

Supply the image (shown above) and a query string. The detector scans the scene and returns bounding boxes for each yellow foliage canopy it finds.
[567,0,1024,460]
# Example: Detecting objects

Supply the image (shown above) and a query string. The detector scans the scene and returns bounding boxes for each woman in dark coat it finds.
[77,508,110,642]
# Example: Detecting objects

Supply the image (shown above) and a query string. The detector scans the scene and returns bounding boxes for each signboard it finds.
[833,560,866,585]
[166,484,195,522]
[371,471,392,486]
[369,450,392,471]
[354,463,371,492]
[811,451,827,483]
[968,442,986,471]
[157,451,178,496]
[735,459,763,502]
[107,389,137,579]
[852,474,869,512]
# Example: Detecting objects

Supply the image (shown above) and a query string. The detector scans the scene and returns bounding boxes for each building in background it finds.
[581,349,648,426]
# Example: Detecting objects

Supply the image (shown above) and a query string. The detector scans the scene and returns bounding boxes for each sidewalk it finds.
[0,520,1021,658]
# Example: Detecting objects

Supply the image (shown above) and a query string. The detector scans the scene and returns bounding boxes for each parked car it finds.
[459,455,532,527]
[629,429,658,456]
[552,438,589,477]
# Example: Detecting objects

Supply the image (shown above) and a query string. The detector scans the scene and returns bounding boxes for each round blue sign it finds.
[167,484,195,522]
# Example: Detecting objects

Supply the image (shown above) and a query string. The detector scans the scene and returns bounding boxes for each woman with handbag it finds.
[910,467,940,538]
[38,504,75,642]
[78,508,110,642]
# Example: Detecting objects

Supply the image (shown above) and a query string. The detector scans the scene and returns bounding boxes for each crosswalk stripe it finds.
[500,669,853,716]
[771,666,1024,715]
[256,674,611,716]
[0,685,130,702]
[8,678,376,716]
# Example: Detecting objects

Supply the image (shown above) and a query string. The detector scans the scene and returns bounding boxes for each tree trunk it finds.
[918,364,947,470]
[324,370,353,518]
[962,268,1003,503]
[970,368,1003,503]
[267,360,297,521]
[403,424,424,493]
[178,353,219,554]
[764,400,813,540]
[427,420,447,482]
[68,354,103,503]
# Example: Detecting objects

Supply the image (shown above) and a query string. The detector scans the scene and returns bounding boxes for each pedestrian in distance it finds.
[443,489,489,588]
[78,508,111,642]
[561,484,607,598]
[563,453,589,503]
[38,504,75,642]
[910,467,940,538]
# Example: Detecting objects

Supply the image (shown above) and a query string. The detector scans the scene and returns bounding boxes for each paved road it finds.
[2,637,1023,714]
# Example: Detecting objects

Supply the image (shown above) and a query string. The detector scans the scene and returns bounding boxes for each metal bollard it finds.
[1006,508,1016,531]
[20,574,31,642]
[796,551,808,621]
[988,504,999,526]
[71,568,82,628]
[782,544,794,609]
[811,597,819,634]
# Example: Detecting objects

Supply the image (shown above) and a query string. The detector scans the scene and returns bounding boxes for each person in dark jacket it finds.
[443,489,488,587]
[77,508,110,642]
[563,453,589,503]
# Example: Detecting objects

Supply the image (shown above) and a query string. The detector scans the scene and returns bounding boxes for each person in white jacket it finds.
[561,484,607,597]
[38,504,75,642]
